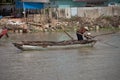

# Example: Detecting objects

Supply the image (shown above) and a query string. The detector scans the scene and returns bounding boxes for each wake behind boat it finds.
[13,40,97,51]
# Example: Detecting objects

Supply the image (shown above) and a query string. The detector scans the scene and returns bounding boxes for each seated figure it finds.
[76,26,92,40]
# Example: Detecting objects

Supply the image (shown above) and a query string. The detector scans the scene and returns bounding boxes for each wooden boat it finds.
[13,40,97,51]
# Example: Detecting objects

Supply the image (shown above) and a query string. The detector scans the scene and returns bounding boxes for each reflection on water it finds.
[0,32,120,80]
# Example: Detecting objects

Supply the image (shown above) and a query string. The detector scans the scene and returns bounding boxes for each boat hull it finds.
[13,40,96,51]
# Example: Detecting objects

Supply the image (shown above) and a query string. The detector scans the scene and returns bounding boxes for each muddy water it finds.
[0,32,120,80]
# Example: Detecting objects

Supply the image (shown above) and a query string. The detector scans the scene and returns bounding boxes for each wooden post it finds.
[23,2,26,23]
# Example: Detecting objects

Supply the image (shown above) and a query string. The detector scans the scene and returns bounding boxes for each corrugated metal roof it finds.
[73,0,108,2]
[104,0,120,6]
[50,0,86,8]
[107,0,120,3]
[22,0,49,3]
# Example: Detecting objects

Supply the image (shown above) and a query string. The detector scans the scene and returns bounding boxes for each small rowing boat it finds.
[13,40,96,51]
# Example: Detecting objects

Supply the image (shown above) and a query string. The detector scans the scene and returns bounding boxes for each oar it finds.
[95,37,119,48]
[102,42,119,48]
[61,25,74,40]
[98,39,119,48]
[93,32,116,38]
[88,32,118,48]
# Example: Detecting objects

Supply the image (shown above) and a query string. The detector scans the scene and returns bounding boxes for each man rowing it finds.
[76,26,93,40]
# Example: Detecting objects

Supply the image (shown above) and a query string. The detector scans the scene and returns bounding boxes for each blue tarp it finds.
[15,0,44,9]
[0,16,3,19]
[23,2,44,9]
[15,0,23,8]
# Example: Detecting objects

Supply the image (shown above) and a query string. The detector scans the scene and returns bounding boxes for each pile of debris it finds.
[59,15,120,29]
[0,15,120,32]
[0,17,28,33]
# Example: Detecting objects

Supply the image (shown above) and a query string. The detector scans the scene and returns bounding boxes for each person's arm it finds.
[84,32,93,39]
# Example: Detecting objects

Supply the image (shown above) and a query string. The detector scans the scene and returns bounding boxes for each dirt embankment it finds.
[59,16,120,29]
[0,15,120,32]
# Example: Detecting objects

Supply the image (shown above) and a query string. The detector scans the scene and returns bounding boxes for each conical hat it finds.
[84,27,89,30]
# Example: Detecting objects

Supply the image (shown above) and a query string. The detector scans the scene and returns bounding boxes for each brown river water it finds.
[0,31,120,80]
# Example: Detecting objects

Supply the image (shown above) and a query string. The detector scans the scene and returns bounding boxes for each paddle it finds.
[61,25,74,40]
[102,42,118,48]
[93,32,116,38]
[92,32,119,48]
[97,39,119,48]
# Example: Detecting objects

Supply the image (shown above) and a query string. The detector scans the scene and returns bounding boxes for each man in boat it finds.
[0,27,9,39]
[76,26,92,40]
